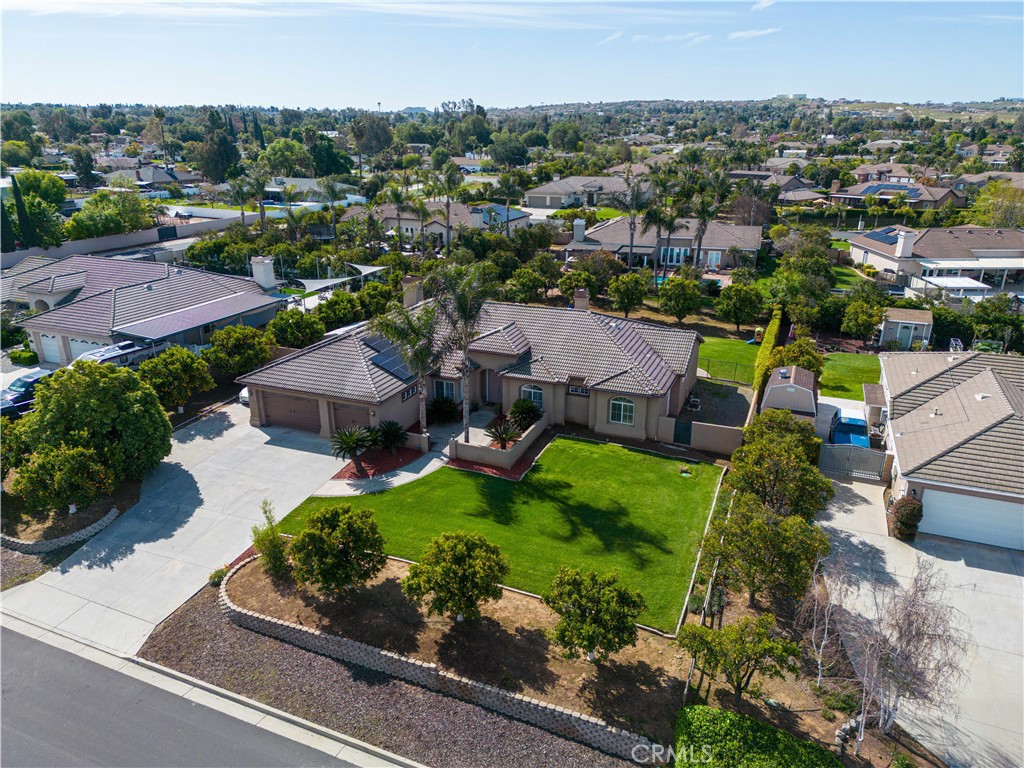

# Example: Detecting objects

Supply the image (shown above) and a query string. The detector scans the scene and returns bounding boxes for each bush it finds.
[138,346,215,410]
[700,278,722,298]
[820,707,836,722]
[1,316,28,350]
[208,566,228,586]
[251,499,289,576]
[891,751,918,768]
[290,505,387,593]
[9,445,115,514]
[375,419,408,455]
[426,396,459,424]
[8,349,38,365]
[891,496,924,541]
[753,308,783,395]
[507,397,542,431]
[674,706,841,768]
[201,324,275,379]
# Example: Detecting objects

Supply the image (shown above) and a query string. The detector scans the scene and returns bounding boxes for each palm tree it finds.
[281,184,305,242]
[370,302,440,436]
[330,426,375,477]
[864,194,881,227]
[602,172,649,270]
[245,167,269,233]
[382,183,414,251]
[226,177,251,227]
[492,174,523,237]
[641,205,671,273]
[409,197,431,253]
[436,162,465,258]
[690,193,718,269]
[706,169,732,206]
[314,176,347,233]
[659,210,689,284]
[426,264,495,443]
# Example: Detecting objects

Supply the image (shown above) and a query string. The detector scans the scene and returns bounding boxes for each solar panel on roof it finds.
[865,231,899,246]
[362,334,389,352]
[369,348,413,380]
[879,227,896,234]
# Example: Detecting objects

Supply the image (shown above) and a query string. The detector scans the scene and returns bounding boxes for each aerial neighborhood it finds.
[1,36,1023,768]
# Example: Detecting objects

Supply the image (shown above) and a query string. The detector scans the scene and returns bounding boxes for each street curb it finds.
[0,609,426,768]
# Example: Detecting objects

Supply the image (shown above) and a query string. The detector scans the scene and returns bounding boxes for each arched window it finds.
[520,384,544,410]
[609,396,635,425]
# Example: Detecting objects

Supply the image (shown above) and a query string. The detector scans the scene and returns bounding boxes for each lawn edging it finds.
[0,506,121,555]
[219,556,660,762]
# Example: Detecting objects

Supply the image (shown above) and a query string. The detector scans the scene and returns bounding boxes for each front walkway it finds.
[313,451,447,496]
[819,479,1024,768]
[1,405,340,655]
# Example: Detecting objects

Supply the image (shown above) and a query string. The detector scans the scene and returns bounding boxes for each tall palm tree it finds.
[436,162,465,258]
[426,264,495,443]
[226,177,251,227]
[706,170,732,206]
[864,194,881,227]
[409,198,431,253]
[660,210,689,284]
[382,183,414,251]
[602,173,649,270]
[281,184,305,242]
[690,193,718,269]
[492,174,523,237]
[245,167,269,233]
[370,302,440,436]
[641,205,671,273]
[314,176,347,233]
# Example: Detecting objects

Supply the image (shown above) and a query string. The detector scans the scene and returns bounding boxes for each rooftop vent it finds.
[145,284,153,291]
[976,393,992,401]
[946,355,962,362]
[779,368,790,379]
[929,407,942,418]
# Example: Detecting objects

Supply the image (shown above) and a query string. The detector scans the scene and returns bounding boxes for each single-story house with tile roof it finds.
[829,181,964,211]
[523,176,649,209]
[340,201,529,246]
[952,171,1024,191]
[7,256,280,365]
[849,162,940,184]
[880,308,933,350]
[880,351,1024,549]
[760,366,817,417]
[562,216,762,270]
[102,165,201,189]
[238,300,702,442]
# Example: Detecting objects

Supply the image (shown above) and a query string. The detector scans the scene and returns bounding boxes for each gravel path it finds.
[139,587,632,768]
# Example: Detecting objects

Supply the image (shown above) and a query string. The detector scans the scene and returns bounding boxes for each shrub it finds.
[426,396,459,424]
[753,308,784,395]
[375,419,408,455]
[507,397,542,431]
[674,706,841,768]
[700,278,722,298]
[891,496,924,541]
[251,499,288,576]
[891,751,918,768]
[820,707,836,722]
[201,324,275,378]
[9,445,115,514]
[8,349,38,365]
[544,568,646,661]
[208,566,228,586]
[485,418,522,450]
[403,531,509,622]
[1,316,28,350]
[290,505,387,593]
[138,346,215,410]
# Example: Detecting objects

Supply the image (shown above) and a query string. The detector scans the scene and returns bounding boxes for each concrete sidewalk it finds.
[313,452,447,496]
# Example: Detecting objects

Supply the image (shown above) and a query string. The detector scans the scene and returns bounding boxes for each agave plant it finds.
[485,419,522,450]
[376,419,408,456]
[330,426,375,477]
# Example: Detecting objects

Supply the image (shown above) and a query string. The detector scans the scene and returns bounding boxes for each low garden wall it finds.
[219,556,656,762]
[0,506,121,554]
[690,423,743,455]
[447,413,550,470]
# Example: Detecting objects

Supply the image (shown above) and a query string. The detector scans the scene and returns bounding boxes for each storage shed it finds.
[760,366,817,417]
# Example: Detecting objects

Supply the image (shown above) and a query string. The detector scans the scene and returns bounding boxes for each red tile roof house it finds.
[339,201,530,247]
[238,300,703,450]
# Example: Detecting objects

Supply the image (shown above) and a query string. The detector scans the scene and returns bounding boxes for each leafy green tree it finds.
[558,270,597,304]
[658,277,703,322]
[503,266,546,304]
[309,136,352,177]
[330,426,376,476]
[351,113,394,162]
[548,121,582,151]
[743,409,821,464]
[765,338,826,380]
[266,308,326,349]
[369,302,440,435]
[607,272,647,318]
[543,568,646,662]
[23,361,172,483]
[488,135,528,169]
[1,204,16,253]
[66,190,159,240]
[714,283,765,331]
[402,531,510,622]
[261,138,311,177]
[677,614,800,705]
[0,416,31,480]
[2,140,36,167]
[356,282,393,320]
[727,434,835,521]
[289,505,387,593]
[196,130,240,183]
[201,324,275,378]
[251,499,289,576]
[138,346,215,410]
[10,445,115,514]
[16,195,64,247]
[841,300,885,341]
[15,169,67,206]
[528,253,562,296]
[971,180,1024,228]
[314,290,362,331]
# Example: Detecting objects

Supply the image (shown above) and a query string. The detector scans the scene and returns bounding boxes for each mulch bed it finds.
[332,447,424,480]
[809,330,872,354]
[1,540,86,591]
[139,586,632,768]
[0,480,141,542]
[447,429,555,481]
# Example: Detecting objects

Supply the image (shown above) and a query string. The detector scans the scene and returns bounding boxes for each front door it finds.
[707,251,722,270]
[898,324,913,349]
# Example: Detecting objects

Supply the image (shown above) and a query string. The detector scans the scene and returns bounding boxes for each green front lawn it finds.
[819,353,881,399]
[833,266,862,291]
[699,336,759,366]
[282,437,722,630]
[830,240,851,251]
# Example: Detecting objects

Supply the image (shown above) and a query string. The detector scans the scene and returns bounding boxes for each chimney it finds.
[251,255,276,290]
[895,230,916,260]
[573,288,590,312]
[573,218,587,242]
[470,207,483,229]
[401,276,425,307]
[830,179,841,193]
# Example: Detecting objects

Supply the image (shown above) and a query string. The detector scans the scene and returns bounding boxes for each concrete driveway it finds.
[2,405,340,655]
[820,479,1024,768]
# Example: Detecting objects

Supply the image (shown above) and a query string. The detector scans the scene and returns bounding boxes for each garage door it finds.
[527,195,547,208]
[920,489,1024,550]
[332,402,370,430]
[68,339,105,360]
[39,334,61,364]
[262,393,321,433]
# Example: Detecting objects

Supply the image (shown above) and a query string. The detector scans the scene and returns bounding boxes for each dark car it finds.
[0,369,52,419]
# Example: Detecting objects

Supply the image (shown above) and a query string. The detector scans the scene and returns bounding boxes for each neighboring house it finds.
[880,351,1024,549]
[953,171,1024,191]
[880,308,933,350]
[607,153,677,177]
[864,139,911,153]
[849,162,939,184]
[849,225,1024,289]
[561,216,762,270]
[763,156,810,173]
[727,170,810,193]
[239,298,703,443]
[4,256,280,365]
[760,366,817,417]
[339,201,530,246]
[523,176,648,209]
[103,165,201,190]
[960,143,1015,166]
[829,181,964,211]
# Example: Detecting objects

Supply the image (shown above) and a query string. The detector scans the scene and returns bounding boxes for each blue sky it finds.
[3,1,1022,110]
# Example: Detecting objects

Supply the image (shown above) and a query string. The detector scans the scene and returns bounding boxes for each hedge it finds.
[753,308,784,396]
[8,349,39,366]
[675,706,841,768]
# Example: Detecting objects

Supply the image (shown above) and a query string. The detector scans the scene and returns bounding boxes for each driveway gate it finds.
[819,444,886,479]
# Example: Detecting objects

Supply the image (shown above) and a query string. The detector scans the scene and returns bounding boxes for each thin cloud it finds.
[728,27,780,40]
[597,30,623,45]
[751,0,775,10]
[631,31,709,46]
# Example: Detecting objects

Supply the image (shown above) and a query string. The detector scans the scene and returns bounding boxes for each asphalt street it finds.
[0,629,355,768]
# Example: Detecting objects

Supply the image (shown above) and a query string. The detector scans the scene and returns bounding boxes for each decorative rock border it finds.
[1,506,120,555]
[219,557,658,762]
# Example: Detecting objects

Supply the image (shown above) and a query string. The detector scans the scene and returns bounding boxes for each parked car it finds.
[75,340,168,368]
[239,387,250,406]
[0,368,52,419]
[829,408,870,448]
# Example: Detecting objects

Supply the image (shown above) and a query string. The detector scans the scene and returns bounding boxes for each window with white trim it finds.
[521,384,544,410]
[568,385,590,396]
[609,396,635,425]
[434,380,458,401]
[401,384,418,402]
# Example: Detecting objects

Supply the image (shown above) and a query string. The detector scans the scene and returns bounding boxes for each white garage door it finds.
[68,339,105,360]
[39,334,61,364]
[920,489,1024,550]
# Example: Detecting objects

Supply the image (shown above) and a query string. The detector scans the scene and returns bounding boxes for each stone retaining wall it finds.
[0,507,120,554]
[219,557,656,762]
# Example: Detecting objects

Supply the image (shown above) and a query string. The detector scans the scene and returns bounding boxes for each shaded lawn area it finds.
[282,438,722,631]
[819,353,881,399]
[834,266,862,291]
[698,336,759,384]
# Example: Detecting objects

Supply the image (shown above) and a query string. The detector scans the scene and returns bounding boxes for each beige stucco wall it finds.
[690,422,743,456]
[565,393,589,425]
[589,390,651,441]
[502,378,565,426]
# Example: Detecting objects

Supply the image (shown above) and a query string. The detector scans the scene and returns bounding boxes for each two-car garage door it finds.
[262,393,321,433]
[920,489,1024,550]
